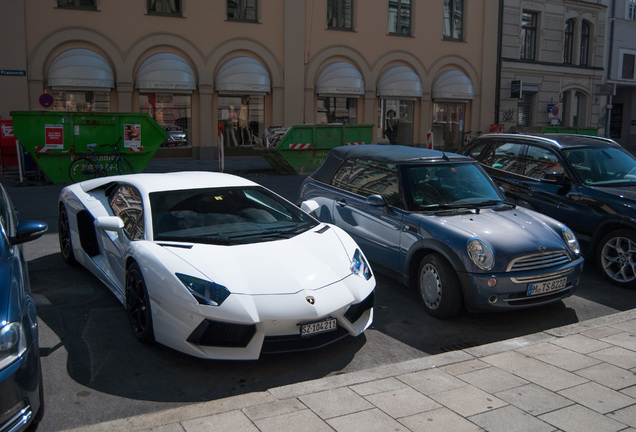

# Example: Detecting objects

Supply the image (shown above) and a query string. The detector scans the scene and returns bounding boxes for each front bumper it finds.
[0,347,41,432]
[463,257,584,312]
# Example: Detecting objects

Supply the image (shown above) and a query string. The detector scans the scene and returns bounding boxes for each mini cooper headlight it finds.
[0,322,27,370]
[467,237,495,270]
[176,274,230,306]
[562,226,581,256]
[351,249,372,280]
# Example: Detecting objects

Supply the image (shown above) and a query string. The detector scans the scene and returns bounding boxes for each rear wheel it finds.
[58,203,76,265]
[126,262,155,343]
[597,229,636,288]
[417,253,462,318]
[69,158,98,183]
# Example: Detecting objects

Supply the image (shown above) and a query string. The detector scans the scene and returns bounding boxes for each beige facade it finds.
[0,0,501,158]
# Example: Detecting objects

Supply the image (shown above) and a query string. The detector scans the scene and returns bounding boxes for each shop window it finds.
[139,93,192,148]
[564,19,574,64]
[432,102,464,151]
[442,0,463,41]
[327,0,353,30]
[57,0,97,9]
[147,0,182,16]
[378,99,413,146]
[580,21,590,66]
[227,0,258,22]
[388,0,411,36]
[50,90,110,112]
[218,95,264,148]
[317,97,358,125]
[520,11,537,60]
[517,92,536,127]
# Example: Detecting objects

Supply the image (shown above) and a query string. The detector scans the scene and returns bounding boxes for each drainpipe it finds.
[495,0,504,124]
[605,0,616,138]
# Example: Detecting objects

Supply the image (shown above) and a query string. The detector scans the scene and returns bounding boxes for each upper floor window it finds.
[579,21,590,66]
[564,19,574,64]
[520,11,537,60]
[57,0,96,9]
[622,52,635,80]
[628,0,636,20]
[327,0,353,30]
[388,0,411,36]
[147,0,182,16]
[442,0,463,40]
[227,0,257,22]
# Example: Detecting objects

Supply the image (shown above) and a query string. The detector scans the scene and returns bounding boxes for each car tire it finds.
[58,203,77,265]
[126,262,155,343]
[417,253,462,318]
[597,229,636,289]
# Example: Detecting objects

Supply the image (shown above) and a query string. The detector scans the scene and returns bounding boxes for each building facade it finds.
[496,0,609,139]
[607,0,636,148]
[0,0,499,158]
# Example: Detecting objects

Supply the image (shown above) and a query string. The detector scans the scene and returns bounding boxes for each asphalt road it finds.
[5,173,635,431]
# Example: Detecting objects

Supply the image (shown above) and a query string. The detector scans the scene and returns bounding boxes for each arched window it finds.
[580,21,590,66]
[564,19,574,64]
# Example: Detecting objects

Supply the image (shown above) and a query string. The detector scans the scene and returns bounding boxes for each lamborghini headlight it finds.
[176,274,230,306]
[351,249,372,280]
[467,237,495,270]
[0,322,27,370]
[562,226,581,256]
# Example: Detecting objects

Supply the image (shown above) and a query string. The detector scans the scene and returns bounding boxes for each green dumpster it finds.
[257,124,374,174]
[10,111,168,183]
[541,126,598,136]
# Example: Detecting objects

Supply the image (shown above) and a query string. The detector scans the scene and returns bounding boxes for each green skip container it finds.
[10,111,168,183]
[257,124,374,175]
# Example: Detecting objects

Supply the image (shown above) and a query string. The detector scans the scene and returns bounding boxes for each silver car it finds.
[298,145,585,318]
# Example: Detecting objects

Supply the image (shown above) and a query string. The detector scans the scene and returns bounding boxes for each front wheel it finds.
[69,158,98,183]
[117,157,134,175]
[417,253,462,318]
[597,230,636,288]
[126,262,155,343]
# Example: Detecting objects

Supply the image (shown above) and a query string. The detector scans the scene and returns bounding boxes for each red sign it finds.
[45,124,64,149]
[0,120,15,144]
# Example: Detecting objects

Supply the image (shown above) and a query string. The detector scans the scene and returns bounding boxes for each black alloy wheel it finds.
[126,262,155,343]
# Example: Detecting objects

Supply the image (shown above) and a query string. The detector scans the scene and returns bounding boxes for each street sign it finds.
[39,93,54,108]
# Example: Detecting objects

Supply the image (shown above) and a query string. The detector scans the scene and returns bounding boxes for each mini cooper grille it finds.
[344,292,374,323]
[187,319,256,347]
[507,251,571,272]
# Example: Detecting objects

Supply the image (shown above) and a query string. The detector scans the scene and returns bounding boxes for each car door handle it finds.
[336,199,347,207]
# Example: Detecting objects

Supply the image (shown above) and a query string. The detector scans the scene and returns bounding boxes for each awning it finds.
[215,57,271,93]
[377,66,422,98]
[47,49,114,89]
[316,62,364,96]
[135,53,196,91]
[432,70,474,101]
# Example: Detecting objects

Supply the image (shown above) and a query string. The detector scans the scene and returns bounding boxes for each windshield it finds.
[563,146,636,186]
[404,163,505,210]
[150,186,318,244]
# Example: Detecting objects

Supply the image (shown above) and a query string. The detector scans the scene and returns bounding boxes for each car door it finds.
[99,184,144,293]
[331,158,403,272]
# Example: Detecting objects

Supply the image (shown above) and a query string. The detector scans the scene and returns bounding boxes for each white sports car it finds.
[58,172,375,360]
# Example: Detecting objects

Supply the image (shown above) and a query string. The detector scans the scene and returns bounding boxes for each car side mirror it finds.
[300,200,319,215]
[10,220,48,245]
[542,173,572,195]
[366,194,388,207]
[94,216,125,231]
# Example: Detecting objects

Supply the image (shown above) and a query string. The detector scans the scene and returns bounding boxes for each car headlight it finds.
[0,322,27,370]
[351,249,372,280]
[562,226,581,256]
[176,274,230,306]
[467,237,495,270]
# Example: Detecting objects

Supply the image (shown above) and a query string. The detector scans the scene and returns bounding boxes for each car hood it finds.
[423,207,568,257]
[162,226,354,295]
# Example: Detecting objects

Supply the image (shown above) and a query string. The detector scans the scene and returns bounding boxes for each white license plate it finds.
[527,277,567,296]
[300,318,337,336]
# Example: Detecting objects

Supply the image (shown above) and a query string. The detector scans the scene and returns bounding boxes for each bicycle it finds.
[68,141,134,183]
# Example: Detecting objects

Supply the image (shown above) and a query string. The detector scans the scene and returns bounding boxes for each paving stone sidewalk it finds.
[65,308,636,432]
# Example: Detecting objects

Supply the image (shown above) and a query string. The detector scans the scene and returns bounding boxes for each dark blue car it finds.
[298,145,584,318]
[462,133,636,289]
[0,182,47,431]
